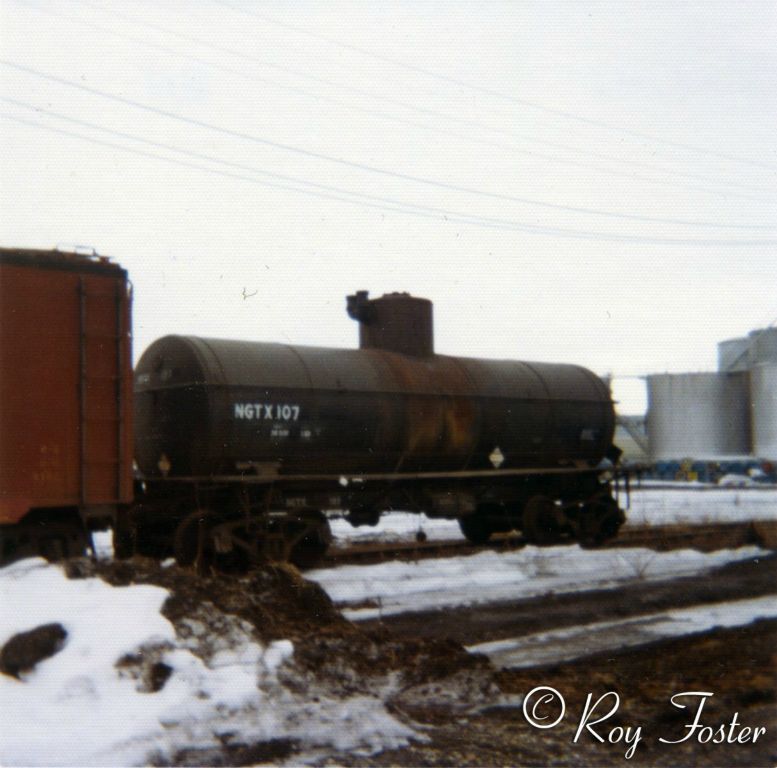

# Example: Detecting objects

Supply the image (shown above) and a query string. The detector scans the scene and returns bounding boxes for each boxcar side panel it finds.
[0,251,133,524]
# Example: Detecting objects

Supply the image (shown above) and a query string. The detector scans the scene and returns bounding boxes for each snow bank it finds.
[625,486,777,527]
[0,559,413,766]
[308,545,765,621]
[468,593,777,669]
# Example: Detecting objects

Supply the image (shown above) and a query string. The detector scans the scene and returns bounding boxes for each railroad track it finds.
[613,521,769,551]
[320,520,776,568]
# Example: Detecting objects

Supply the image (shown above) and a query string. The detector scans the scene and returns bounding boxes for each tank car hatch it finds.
[347,290,433,357]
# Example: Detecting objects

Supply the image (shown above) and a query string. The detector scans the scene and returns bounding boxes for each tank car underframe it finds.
[118,480,333,571]
[117,464,625,570]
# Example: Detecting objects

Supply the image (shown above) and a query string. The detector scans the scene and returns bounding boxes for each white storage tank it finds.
[753,328,777,366]
[751,364,777,460]
[647,372,750,459]
[718,336,751,372]
[719,328,777,372]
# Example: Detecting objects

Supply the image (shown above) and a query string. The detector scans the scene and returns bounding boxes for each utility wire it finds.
[2,110,774,247]
[2,96,540,223]
[6,96,774,240]
[66,0,528,143]
[212,0,777,171]
[2,60,774,232]
[49,0,773,199]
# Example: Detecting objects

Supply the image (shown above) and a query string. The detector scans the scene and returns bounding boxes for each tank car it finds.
[125,291,624,569]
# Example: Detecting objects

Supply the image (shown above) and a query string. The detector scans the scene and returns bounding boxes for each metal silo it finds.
[718,335,751,372]
[752,328,777,366]
[647,372,750,460]
[751,364,777,460]
[719,328,777,372]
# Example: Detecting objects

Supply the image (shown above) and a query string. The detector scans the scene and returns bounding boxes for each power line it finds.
[67,0,531,143]
[2,96,532,223]
[2,60,774,232]
[8,97,775,240]
[212,0,777,171]
[45,0,773,199]
[0,111,458,217]
[2,110,774,247]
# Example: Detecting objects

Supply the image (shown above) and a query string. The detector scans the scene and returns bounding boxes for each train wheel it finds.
[42,519,92,561]
[522,495,564,546]
[580,497,624,547]
[173,510,216,573]
[458,514,492,545]
[1,512,90,566]
[288,512,332,569]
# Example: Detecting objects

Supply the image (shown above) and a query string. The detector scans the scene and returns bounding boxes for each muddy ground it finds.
[342,618,777,767]
[48,555,777,766]
[326,552,777,767]
[360,551,777,646]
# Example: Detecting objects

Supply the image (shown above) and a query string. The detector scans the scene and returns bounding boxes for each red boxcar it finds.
[0,248,133,560]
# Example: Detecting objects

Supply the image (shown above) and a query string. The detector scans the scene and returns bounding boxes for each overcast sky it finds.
[1,0,776,413]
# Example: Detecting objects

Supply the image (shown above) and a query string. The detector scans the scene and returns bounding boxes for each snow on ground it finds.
[329,512,463,546]
[0,559,413,767]
[624,486,777,527]
[91,530,114,560]
[467,593,777,669]
[307,545,766,621]
[326,486,777,548]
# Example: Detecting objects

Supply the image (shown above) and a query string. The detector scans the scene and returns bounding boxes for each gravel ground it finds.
[332,619,777,767]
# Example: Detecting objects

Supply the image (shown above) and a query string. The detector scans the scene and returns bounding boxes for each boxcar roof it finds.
[0,247,126,276]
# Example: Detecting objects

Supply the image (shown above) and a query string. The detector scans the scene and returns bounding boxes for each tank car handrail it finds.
[133,379,609,405]
[159,464,605,485]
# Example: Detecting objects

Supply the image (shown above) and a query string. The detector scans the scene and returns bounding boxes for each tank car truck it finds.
[0,248,133,563]
[126,290,624,570]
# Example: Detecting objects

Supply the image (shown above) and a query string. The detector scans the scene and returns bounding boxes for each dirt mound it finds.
[65,557,490,686]
[65,557,348,644]
[62,555,506,756]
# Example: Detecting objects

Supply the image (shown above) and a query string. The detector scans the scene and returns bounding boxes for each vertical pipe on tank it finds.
[347,291,434,357]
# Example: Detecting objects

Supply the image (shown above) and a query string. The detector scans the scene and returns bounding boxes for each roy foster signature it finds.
[522,687,767,760]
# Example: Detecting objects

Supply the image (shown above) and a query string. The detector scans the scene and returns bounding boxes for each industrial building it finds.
[646,327,777,468]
